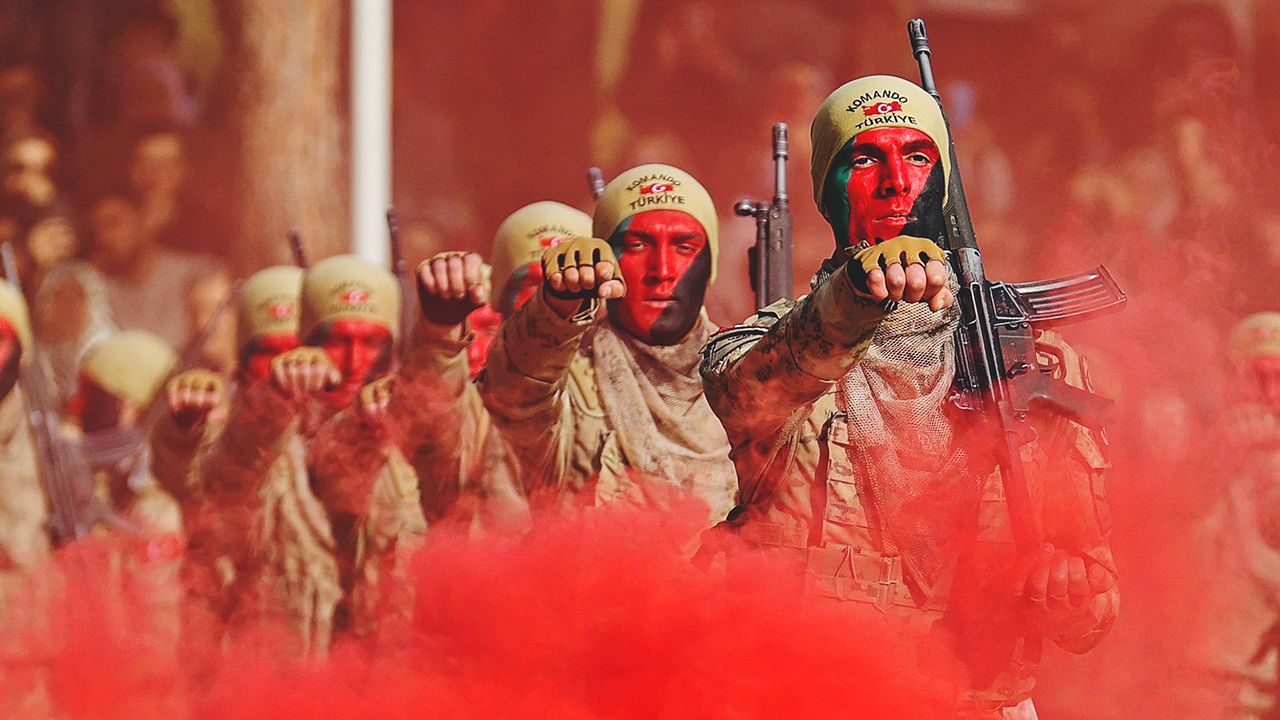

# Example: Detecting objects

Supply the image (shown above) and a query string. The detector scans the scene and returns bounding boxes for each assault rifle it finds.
[906,20,1126,553]
[587,167,607,200]
[1,244,127,542]
[734,123,793,308]
[386,207,415,359]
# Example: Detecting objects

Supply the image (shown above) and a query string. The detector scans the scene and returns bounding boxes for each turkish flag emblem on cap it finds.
[539,235,568,248]
[267,302,295,319]
[863,101,902,117]
[340,289,369,305]
[639,182,675,195]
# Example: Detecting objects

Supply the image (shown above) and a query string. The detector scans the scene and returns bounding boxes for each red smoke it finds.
[5,499,962,719]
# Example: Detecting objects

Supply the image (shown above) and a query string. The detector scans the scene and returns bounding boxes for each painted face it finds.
[74,376,128,433]
[240,332,300,384]
[1251,356,1280,412]
[607,210,711,346]
[498,262,545,318]
[832,127,942,246]
[0,319,20,400]
[313,318,393,408]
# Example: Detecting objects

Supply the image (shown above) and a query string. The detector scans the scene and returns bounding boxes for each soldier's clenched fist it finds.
[541,237,625,318]
[846,235,953,311]
[1023,543,1116,641]
[417,251,488,327]
[165,369,226,428]
[270,346,341,398]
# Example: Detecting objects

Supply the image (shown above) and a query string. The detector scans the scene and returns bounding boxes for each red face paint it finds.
[844,127,941,245]
[317,318,393,408]
[241,333,300,384]
[609,210,711,345]
[1252,356,1280,412]
[0,319,19,400]
[512,262,544,314]
[466,304,503,376]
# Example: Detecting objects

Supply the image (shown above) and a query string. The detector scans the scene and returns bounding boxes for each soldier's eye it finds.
[852,156,876,169]
[906,152,933,166]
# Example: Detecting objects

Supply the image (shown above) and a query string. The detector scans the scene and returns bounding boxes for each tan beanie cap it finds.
[237,265,303,351]
[810,75,951,214]
[0,281,33,365]
[489,201,592,308]
[1230,312,1280,365]
[592,163,719,284]
[81,330,176,406]
[299,254,401,341]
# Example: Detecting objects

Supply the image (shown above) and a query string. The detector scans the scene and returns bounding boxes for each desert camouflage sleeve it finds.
[198,380,302,501]
[700,268,885,443]
[478,291,595,463]
[149,411,213,505]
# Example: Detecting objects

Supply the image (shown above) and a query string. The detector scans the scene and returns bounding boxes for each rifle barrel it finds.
[772,123,789,205]
[907,19,940,99]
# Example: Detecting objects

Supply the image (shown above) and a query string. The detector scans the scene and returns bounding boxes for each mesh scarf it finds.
[587,316,736,522]
[820,252,980,598]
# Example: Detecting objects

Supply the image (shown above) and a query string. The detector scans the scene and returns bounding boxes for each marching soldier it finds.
[699,76,1117,717]
[479,165,736,526]
[152,265,342,656]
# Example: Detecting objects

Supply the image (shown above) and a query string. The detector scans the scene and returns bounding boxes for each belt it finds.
[804,543,949,613]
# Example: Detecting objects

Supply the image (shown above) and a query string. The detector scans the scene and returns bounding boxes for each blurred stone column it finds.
[234,0,348,270]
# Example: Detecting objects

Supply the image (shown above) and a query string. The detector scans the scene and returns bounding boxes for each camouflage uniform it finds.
[292,255,426,640]
[379,202,603,534]
[479,167,737,525]
[0,282,53,718]
[1189,313,1280,718]
[151,265,342,656]
[380,320,529,535]
[700,76,1116,715]
[78,330,186,716]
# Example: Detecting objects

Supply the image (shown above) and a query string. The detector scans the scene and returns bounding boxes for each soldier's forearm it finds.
[149,412,207,501]
[392,320,473,442]
[205,381,302,491]
[709,270,884,436]
[308,411,390,516]
[480,291,593,427]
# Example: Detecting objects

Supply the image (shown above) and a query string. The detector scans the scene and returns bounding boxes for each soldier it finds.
[0,280,45,596]
[74,329,185,715]
[479,165,736,526]
[1189,313,1280,718]
[259,255,426,640]
[373,201,592,533]
[76,330,182,547]
[151,265,342,656]
[699,75,1117,717]
[0,280,52,719]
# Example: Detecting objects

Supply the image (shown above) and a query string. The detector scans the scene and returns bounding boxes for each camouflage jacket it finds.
[0,389,48,577]
[154,381,344,655]
[479,292,734,519]
[382,321,529,536]
[700,267,1117,707]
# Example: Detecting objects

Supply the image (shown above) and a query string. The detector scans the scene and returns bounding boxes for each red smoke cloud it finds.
[5,500,962,719]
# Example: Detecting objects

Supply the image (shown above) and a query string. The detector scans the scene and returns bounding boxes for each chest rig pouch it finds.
[803,409,948,614]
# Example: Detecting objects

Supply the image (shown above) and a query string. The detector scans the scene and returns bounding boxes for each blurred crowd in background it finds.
[0,2,1278,715]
